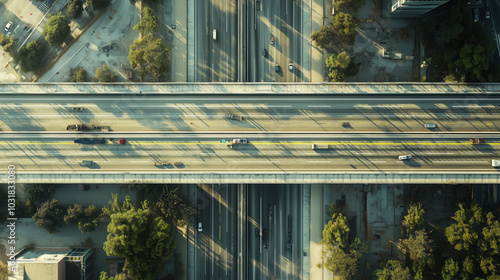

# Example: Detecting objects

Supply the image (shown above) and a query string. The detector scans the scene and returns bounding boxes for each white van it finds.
[399,155,412,160]
[212,29,217,41]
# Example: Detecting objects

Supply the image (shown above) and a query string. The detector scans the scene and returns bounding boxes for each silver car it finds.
[399,155,412,160]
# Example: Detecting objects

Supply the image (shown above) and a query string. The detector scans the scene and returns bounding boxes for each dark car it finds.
[275,65,280,72]
[255,228,260,237]
[263,49,268,57]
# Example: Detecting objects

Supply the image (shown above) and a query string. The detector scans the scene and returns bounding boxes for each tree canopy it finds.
[128,34,170,81]
[325,52,357,82]
[24,184,55,207]
[71,67,87,82]
[67,0,83,18]
[310,25,334,50]
[86,0,110,10]
[404,203,425,233]
[17,40,46,73]
[156,186,195,227]
[133,7,159,35]
[103,203,176,280]
[42,12,70,45]
[32,199,66,234]
[445,203,482,251]
[95,63,118,82]
[332,12,357,45]
[376,260,412,280]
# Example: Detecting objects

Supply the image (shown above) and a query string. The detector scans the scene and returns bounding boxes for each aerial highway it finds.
[1,134,500,172]
[1,94,500,132]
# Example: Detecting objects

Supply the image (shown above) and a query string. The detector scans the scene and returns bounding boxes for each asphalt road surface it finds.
[195,0,238,81]
[2,134,500,172]
[2,94,500,132]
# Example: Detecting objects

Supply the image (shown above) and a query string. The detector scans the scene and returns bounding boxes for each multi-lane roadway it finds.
[1,94,500,173]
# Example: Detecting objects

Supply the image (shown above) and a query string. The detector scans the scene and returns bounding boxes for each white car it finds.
[486,11,490,19]
[212,29,217,41]
[399,155,412,160]
[233,138,248,144]
[4,21,13,32]
[198,220,203,232]
[424,123,436,128]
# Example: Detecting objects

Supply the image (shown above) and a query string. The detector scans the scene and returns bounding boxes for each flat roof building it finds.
[391,0,449,17]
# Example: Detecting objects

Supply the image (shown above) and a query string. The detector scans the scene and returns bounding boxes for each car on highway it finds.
[270,36,274,45]
[470,138,484,144]
[288,63,293,72]
[399,155,412,160]
[119,139,126,144]
[233,138,248,144]
[473,8,479,22]
[263,49,268,57]
[198,220,203,232]
[72,107,84,111]
[256,0,260,10]
[213,29,217,40]
[4,21,13,32]
[485,11,490,19]
[81,160,94,167]
[275,65,280,72]
[255,228,260,237]
[424,123,436,129]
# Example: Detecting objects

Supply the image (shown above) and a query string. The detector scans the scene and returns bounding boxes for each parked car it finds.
[399,155,412,160]
[4,21,13,32]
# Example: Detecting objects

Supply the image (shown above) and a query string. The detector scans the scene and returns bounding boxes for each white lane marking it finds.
[354,105,403,108]
[432,161,488,164]
[231,161,281,163]
[308,161,330,163]
[199,153,216,155]
[0,161,12,162]
[371,161,386,163]
[357,152,373,155]
[452,105,495,108]
[425,152,454,155]
[308,105,331,108]
[39,161,56,162]
[129,161,148,163]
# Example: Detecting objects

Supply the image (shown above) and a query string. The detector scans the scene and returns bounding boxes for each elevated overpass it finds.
[1,82,500,184]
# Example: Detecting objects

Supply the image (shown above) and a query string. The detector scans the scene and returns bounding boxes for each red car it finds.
[119,139,126,144]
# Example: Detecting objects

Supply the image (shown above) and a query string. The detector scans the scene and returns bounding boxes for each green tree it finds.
[71,67,87,82]
[17,40,46,72]
[156,186,195,227]
[0,33,16,53]
[310,25,334,50]
[128,34,170,81]
[95,63,118,82]
[455,41,492,77]
[99,271,130,280]
[67,0,83,18]
[404,203,425,232]
[138,0,160,4]
[332,12,357,45]
[318,208,367,280]
[325,52,357,82]
[103,204,176,280]
[442,258,460,280]
[334,0,366,11]
[32,199,66,234]
[64,203,84,225]
[133,7,159,35]
[102,194,134,217]
[42,12,70,45]
[481,212,500,255]
[446,203,482,251]
[78,205,102,233]
[400,229,434,271]
[375,260,412,280]
[25,184,55,207]
[86,0,110,10]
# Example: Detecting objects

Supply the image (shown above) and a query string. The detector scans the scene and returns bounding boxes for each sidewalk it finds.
[302,0,326,82]
[309,184,324,280]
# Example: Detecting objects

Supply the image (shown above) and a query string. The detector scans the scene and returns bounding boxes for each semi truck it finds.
[74,138,105,144]
[67,124,110,131]
[492,160,500,167]
[312,144,328,150]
